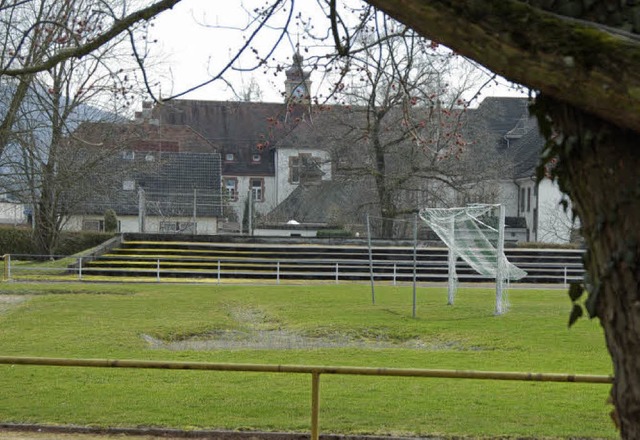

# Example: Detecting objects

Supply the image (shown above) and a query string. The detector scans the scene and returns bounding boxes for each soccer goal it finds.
[419,204,527,315]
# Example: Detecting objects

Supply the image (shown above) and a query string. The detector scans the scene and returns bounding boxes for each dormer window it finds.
[122,151,135,160]
[225,153,236,162]
[252,153,262,163]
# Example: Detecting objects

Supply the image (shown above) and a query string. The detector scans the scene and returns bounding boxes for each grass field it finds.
[0,282,616,439]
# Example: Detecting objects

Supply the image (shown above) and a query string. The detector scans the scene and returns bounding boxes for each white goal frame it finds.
[419,204,527,315]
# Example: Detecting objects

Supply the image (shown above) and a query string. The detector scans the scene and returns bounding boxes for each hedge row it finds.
[0,226,115,256]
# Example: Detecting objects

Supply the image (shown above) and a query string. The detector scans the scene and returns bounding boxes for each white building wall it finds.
[274,147,332,205]
[64,214,218,235]
[498,181,520,218]
[512,178,537,242]
[0,202,26,225]
[253,228,318,237]
[224,175,277,223]
[504,177,574,244]
[536,179,575,244]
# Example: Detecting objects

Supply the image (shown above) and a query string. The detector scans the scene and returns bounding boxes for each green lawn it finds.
[0,282,616,439]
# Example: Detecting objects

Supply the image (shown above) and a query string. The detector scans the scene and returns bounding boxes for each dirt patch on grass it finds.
[141,330,464,351]
[142,305,469,351]
[0,295,31,314]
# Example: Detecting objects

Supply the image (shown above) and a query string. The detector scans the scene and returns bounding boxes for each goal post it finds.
[419,204,527,315]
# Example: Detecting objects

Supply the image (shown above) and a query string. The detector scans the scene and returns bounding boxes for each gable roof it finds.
[468,96,531,138]
[78,151,223,217]
[73,120,218,154]
[507,120,546,179]
[152,100,310,176]
[262,178,376,226]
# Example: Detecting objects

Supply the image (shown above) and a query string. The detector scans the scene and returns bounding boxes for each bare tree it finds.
[537,198,581,245]
[315,16,505,237]
[1,0,155,255]
[0,0,182,160]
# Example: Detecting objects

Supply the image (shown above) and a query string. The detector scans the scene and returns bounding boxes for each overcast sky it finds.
[148,0,528,105]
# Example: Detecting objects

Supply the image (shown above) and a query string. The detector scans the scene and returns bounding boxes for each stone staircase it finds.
[79,235,585,284]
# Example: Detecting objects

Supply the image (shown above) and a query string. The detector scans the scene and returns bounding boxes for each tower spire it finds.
[285,49,311,103]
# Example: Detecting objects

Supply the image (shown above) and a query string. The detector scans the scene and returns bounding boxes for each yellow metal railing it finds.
[0,356,613,440]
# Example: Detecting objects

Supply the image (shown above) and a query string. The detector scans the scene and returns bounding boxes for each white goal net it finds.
[419,204,527,315]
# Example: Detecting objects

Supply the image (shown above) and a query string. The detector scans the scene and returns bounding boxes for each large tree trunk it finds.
[535,95,640,438]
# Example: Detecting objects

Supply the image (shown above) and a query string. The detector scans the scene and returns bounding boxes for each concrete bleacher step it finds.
[79,237,585,284]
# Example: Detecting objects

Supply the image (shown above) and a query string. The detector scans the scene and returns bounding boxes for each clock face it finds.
[292,84,306,98]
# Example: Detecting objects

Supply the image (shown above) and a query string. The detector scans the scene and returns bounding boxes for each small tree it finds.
[104,209,118,233]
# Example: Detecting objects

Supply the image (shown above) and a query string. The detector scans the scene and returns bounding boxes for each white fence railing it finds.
[2,253,584,285]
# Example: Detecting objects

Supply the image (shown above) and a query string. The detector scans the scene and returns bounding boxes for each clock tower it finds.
[285,51,312,103]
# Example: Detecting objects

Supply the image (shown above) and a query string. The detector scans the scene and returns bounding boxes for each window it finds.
[252,153,262,163]
[225,177,238,201]
[527,187,531,212]
[250,178,264,202]
[224,153,236,162]
[520,187,525,212]
[82,219,104,232]
[122,150,135,160]
[123,180,135,191]
[290,156,300,184]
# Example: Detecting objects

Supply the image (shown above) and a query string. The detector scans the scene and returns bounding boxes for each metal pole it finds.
[157,259,160,282]
[393,263,396,286]
[311,372,321,440]
[193,188,197,231]
[447,216,457,306]
[138,187,146,233]
[335,262,339,284]
[412,213,418,318]
[3,254,10,280]
[248,190,253,237]
[277,261,280,284]
[496,204,506,315]
[366,214,375,304]
[217,260,221,284]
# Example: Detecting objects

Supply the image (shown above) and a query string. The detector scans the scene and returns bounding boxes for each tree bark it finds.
[365,0,640,133]
[535,95,640,438]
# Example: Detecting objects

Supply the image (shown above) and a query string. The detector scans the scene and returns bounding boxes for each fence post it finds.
[218,260,221,285]
[3,254,10,281]
[393,263,397,286]
[78,257,83,280]
[311,372,321,440]
[335,262,339,284]
[564,267,567,287]
[277,261,280,284]
[157,259,160,282]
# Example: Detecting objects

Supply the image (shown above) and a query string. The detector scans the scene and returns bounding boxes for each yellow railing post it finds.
[311,371,320,440]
